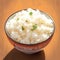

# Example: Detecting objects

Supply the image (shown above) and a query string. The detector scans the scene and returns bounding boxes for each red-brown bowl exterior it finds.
[6,33,53,54]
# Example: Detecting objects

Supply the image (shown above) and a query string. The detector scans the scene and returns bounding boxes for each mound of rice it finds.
[5,8,54,44]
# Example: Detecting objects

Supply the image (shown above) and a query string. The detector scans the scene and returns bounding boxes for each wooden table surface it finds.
[0,0,60,60]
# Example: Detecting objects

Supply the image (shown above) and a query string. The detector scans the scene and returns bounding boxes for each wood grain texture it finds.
[0,0,60,60]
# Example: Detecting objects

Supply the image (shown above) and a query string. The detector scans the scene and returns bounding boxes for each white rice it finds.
[5,8,54,44]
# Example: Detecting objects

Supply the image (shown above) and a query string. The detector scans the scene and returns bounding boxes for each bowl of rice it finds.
[4,8,55,54]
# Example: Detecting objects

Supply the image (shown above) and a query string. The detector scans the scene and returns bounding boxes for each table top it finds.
[0,0,60,60]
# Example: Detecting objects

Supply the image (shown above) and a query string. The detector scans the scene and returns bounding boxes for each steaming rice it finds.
[5,8,54,44]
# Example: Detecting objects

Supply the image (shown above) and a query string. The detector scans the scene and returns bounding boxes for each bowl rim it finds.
[4,8,55,46]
